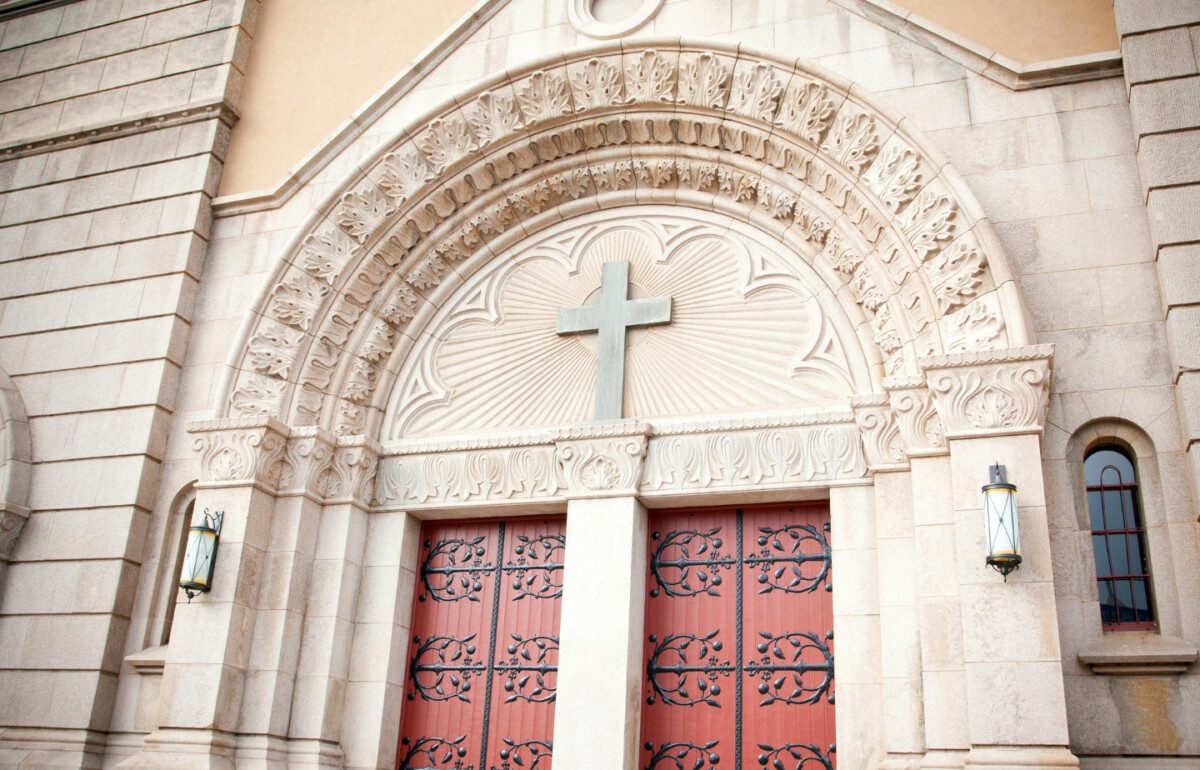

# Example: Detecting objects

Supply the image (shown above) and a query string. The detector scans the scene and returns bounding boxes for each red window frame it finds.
[1085,446,1157,631]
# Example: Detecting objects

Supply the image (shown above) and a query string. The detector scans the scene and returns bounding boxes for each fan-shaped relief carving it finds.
[221,42,1031,430]
[384,209,863,440]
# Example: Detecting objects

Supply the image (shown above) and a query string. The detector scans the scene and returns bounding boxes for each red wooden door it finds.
[641,503,835,770]
[398,518,563,770]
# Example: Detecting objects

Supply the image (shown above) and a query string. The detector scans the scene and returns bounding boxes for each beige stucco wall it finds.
[218,0,1119,197]
[217,0,478,197]
[892,0,1118,65]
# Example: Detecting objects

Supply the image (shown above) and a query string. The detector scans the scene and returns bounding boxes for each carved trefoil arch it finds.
[216,39,1035,447]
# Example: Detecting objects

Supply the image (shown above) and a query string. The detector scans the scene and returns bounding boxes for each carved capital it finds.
[0,506,29,561]
[188,417,290,491]
[883,375,946,457]
[318,436,382,506]
[555,423,649,498]
[278,427,338,497]
[849,393,906,471]
[920,344,1054,438]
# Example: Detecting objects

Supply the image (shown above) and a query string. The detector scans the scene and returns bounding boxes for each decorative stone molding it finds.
[278,428,338,498]
[568,0,664,39]
[374,411,865,510]
[0,367,31,571]
[850,394,906,471]
[920,344,1054,439]
[884,375,946,457]
[556,423,650,498]
[217,40,1033,439]
[317,436,382,507]
[187,417,291,492]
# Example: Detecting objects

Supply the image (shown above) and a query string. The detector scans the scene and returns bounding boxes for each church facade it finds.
[0,1,1198,768]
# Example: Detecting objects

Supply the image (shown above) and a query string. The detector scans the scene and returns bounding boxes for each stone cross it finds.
[556,260,672,421]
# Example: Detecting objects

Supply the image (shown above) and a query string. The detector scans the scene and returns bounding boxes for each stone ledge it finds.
[1077,632,1199,675]
[124,645,167,677]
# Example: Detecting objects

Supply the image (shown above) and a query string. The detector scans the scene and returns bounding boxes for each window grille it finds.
[1084,446,1156,631]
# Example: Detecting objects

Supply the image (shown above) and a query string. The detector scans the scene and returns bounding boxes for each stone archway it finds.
[137,39,1080,770]
[215,39,1034,440]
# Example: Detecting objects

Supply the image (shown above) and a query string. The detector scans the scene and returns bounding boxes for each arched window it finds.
[1084,446,1156,631]
[161,498,194,645]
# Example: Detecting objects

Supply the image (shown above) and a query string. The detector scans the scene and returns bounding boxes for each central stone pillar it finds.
[923,346,1079,770]
[551,425,649,770]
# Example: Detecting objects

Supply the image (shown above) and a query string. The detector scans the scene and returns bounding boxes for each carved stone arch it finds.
[216,39,1034,438]
[0,365,32,592]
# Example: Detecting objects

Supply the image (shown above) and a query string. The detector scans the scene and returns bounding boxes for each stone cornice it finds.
[920,344,1054,439]
[0,100,236,161]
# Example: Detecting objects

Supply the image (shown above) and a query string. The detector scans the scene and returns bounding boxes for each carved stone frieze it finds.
[317,437,382,506]
[188,417,290,492]
[883,376,946,457]
[849,394,906,471]
[222,42,1027,434]
[920,344,1054,438]
[374,412,866,509]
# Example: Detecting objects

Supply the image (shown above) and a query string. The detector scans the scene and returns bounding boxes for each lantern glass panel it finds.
[180,526,218,592]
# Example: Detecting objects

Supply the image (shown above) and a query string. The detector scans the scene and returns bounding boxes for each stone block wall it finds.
[1114,0,1200,521]
[0,0,256,763]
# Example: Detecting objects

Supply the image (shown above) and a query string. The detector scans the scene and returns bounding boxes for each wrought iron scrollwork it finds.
[746,631,834,706]
[746,524,831,594]
[409,634,484,702]
[646,630,732,707]
[754,742,835,769]
[502,534,564,600]
[399,735,473,770]
[649,528,734,597]
[419,535,492,602]
[644,740,721,770]
[491,738,552,770]
[495,634,559,703]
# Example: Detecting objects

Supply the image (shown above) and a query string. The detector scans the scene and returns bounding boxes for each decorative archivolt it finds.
[218,40,1033,438]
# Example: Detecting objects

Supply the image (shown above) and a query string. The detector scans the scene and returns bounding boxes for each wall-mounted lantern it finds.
[982,464,1021,579]
[179,509,223,601]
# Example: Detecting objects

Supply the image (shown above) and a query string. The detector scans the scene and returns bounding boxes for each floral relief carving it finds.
[316,439,380,505]
[189,418,289,489]
[926,243,986,313]
[556,432,648,497]
[849,394,905,469]
[278,429,336,494]
[376,445,563,506]
[248,325,304,378]
[227,43,1028,430]
[921,344,1053,436]
[883,376,945,455]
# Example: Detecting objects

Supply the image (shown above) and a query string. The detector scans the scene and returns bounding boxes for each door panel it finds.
[641,503,835,770]
[399,518,563,770]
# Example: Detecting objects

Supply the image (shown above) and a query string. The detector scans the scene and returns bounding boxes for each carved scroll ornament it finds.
[921,344,1054,438]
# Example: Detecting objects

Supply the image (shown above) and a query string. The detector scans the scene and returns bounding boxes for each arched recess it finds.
[0,365,32,593]
[215,39,1035,438]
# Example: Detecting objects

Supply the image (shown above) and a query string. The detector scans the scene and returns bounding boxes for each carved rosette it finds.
[278,427,337,497]
[883,375,946,457]
[920,344,1054,438]
[188,417,290,491]
[849,393,906,471]
[317,437,382,507]
[224,41,1025,434]
[555,425,650,498]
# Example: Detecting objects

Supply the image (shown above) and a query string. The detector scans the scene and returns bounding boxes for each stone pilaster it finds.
[922,346,1078,769]
[286,436,380,766]
[1115,0,1200,516]
[127,416,290,768]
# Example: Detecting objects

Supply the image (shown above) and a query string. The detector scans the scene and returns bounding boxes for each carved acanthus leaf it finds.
[625,50,675,103]
[189,419,288,489]
[884,378,945,454]
[921,345,1053,436]
[278,430,336,494]
[230,374,286,418]
[317,439,381,505]
[556,434,648,497]
[677,53,730,108]
[776,81,836,144]
[926,243,986,314]
[730,62,783,121]
[849,394,905,469]
[823,110,879,175]
[270,275,329,331]
[516,71,573,123]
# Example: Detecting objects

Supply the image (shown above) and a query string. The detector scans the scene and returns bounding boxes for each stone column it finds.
[551,425,649,770]
[923,346,1079,769]
[126,417,289,768]
[828,481,883,770]
[1114,1,1200,514]
[339,509,422,769]
[236,428,336,764]
[853,393,923,770]
[887,379,970,769]
[287,436,380,767]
